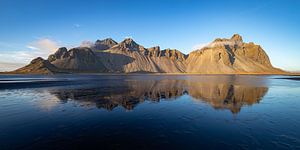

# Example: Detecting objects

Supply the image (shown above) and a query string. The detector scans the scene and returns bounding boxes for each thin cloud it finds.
[74,24,81,28]
[27,38,59,53]
[80,40,94,48]
[192,42,210,50]
[192,40,242,50]
[26,45,39,50]
[207,41,235,48]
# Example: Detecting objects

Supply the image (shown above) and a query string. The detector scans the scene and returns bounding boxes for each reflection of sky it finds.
[35,91,60,111]
[0,0,300,71]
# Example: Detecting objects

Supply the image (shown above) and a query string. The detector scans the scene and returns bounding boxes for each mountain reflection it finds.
[49,76,268,113]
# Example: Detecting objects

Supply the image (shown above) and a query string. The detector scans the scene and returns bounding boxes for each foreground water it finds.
[0,74,299,149]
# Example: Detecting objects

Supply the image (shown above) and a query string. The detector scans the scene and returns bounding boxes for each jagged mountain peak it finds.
[231,34,243,42]
[111,38,145,51]
[186,34,284,74]
[48,47,68,62]
[123,37,134,42]
[95,38,117,45]
[93,38,118,50]
[148,46,160,51]
[160,48,187,61]
[120,38,139,46]
[56,47,68,52]
[203,34,244,49]
[30,57,46,64]
[80,38,117,50]
[212,34,243,43]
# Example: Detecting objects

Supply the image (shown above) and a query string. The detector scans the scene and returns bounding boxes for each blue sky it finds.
[0,0,299,71]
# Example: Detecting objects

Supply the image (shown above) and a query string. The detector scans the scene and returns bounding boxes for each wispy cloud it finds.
[192,40,241,50]
[192,42,210,50]
[26,45,39,50]
[73,23,81,28]
[80,40,94,48]
[27,38,59,53]
[207,41,236,48]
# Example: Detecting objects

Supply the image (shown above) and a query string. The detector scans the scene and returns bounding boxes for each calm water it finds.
[0,75,299,150]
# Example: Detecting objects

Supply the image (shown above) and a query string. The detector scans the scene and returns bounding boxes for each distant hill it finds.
[8,34,286,74]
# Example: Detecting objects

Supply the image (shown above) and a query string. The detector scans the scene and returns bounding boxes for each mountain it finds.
[93,38,118,50]
[10,57,61,74]
[47,47,107,72]
[80,38,118,51]
[96,38,187,73]
[186,34,284,74]
[9,34,286,74]
[110,38,145,51]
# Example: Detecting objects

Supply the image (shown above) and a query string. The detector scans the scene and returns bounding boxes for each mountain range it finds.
[9,34,285,74]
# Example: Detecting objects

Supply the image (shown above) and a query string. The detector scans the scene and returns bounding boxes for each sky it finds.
[0,0,299,71]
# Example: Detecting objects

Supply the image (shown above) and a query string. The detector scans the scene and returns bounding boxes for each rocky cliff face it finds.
[11,34,285,74]
[93,38,118,50]
[48,47,107,72]
[186,34,283,74]
[96,38,187,73]
[110,38,145,51]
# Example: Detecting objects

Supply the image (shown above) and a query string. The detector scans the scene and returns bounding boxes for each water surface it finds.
[0,75,299,149]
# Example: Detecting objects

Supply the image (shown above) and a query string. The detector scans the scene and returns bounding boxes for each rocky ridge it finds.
[9,34,285,74]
